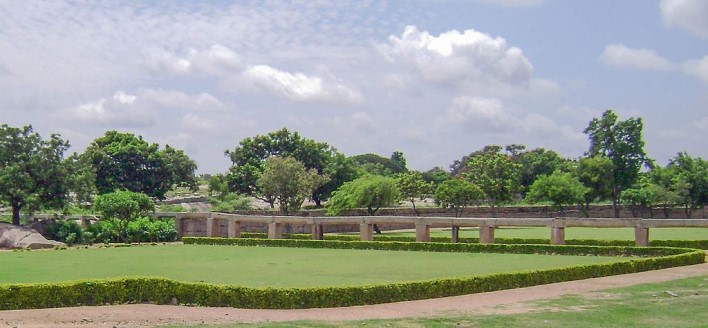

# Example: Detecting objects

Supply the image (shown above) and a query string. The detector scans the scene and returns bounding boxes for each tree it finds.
[584,110,649,217]
[326,175,400,216]
[81,131,197,200]
[574,156,614,217]
[434,179,484,217]
[93,190,154,242]
[350,153,407,176]
[207,173,229,200]
[525,171,589,215]
[463,151,521,217]
[450,145,503,177]
[225,128,345,207]
[512,147,568,196]
[667,152,707,217]
[256,156,327,215]
[422,166,450,187]
[0,124,70,225]
[397,171,434,214]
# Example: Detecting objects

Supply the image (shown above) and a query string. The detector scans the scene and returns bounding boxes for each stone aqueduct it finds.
[156,212,708,247]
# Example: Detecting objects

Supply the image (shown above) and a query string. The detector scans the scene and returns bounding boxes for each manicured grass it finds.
[0,244,623,287]
[168,275,708,328]
[380,227,708,241]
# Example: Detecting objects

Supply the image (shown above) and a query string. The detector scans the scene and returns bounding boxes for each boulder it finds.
[0,223,65,249]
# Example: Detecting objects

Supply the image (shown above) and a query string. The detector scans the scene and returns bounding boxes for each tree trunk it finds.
[12,205,21,226]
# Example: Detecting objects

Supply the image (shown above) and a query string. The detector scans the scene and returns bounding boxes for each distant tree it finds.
[434,179,484,217]
[81,131,197,200]
[422,166,451,187]
[574,155,614,216]
[350,153,407,176]
[397,171,434,214]
[525,171,589,215]
[326,175,400,216]
[0,124,71,225]
[94,190,154,242]
[207,174,229,200]
[513,147,568,196]
[584,110,649,217]
[463,151,521,217]
[256,156,327,215]
[390,151,408,172]
[667,152,707,217]
[64,152,97,206]
[225,128,345,207]
[450,145,503,177]
[620,187,652,218]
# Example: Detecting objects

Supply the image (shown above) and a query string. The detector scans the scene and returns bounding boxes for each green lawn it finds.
[0,244,623,287]
[169,275,708,328]
[379,227,708,241]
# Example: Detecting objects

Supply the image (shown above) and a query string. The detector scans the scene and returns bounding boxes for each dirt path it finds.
[1,263,707,328]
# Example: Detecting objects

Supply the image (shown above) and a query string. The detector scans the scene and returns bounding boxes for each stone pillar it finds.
[415,223,431,242]
[206,217,215,237]
[551,227,565,245]
[268,222,282,239]
[311,224,324,240]
[451,225,460,243]
[634,227,649,247]
[228,220,241,238]
[360,223,374,241]
[174,217,183,239]
[479,226,495,244]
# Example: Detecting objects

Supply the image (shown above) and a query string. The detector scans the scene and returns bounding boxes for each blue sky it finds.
[0,0,706,173]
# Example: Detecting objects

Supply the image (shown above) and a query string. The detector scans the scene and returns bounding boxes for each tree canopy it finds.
[463,150,521,217]
[94,190,154,242]
[81,131,197,200]
[584,110,649,217]
[525,171,589,215]
[326,175,400,216]
[434,179,484,217]
[0,124,70,225]
[256,156,327,215]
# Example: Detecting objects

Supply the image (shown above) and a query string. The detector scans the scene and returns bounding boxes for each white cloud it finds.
[661,0,708,38]
[181,113,213,130]
[600,44,675,71]
[380,26,533,87]
[682,56,708,84]
[474,0,545,7]
[244,65,361,104]
[69,89,226,127]
[71,91,155,127]
[145,45,243,76]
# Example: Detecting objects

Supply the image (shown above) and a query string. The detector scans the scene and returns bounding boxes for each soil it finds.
[1,262,706,328]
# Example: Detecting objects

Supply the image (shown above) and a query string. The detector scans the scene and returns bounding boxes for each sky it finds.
[1,0,706,174]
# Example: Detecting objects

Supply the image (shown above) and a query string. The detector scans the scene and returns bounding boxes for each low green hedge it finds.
[236,232,708,250]
[1,239,703,310]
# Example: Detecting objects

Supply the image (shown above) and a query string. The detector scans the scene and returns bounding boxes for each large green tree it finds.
[397,170,433,214]
[94,190,154,242]
[350,152,407,176]
[463,150,521,217]
[0,124,71,225]
[256,156,328,215]
[510,146,568,196]
[81,131,197,200]
[667,152,707,217]
[525,171,589,215]
[326,175,400,216]
[225,128,353,207]
[434,179,484,217]
[584,110,649,217]
[574,155,614,216]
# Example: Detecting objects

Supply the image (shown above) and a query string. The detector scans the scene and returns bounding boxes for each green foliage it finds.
[256,156,328,215]
[93,191,154,242]
[1,239,701,311]
[208,193,253,212]
[44,220,84,246]
[396,171,434,213]
[667,152,707,217]
[434,179,484,217]
[0,124,71,225]
[207,173,229,199]
[350,153,407,176]
[83,217,177,244]
[525,171,589,214]
[81,131,197,200]
[584,110,650,217]
[157,204,187,213]
[574,155,614,216]
[326,175,401,216]
[510,146,569,195]
[422,166,450,187]
[463,149,521,217]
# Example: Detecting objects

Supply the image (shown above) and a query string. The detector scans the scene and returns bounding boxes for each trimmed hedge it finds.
[236,232,708,250]
[0,239,704,310]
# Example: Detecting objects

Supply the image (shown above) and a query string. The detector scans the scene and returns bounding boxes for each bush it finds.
[84,218,177,244]
[44,220,84,245]
[209,193,253,212]
[0,240,702,310]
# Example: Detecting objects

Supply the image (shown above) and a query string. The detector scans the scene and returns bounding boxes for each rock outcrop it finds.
[0,223,65,249]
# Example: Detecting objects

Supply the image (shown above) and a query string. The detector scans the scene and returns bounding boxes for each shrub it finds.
[209,193,253,212]
[44,220,84,246]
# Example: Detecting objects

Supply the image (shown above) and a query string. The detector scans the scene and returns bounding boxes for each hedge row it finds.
[1,239,703,310]
[236,232,708,250]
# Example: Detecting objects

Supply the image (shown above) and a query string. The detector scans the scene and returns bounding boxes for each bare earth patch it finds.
[1,263,706,328]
